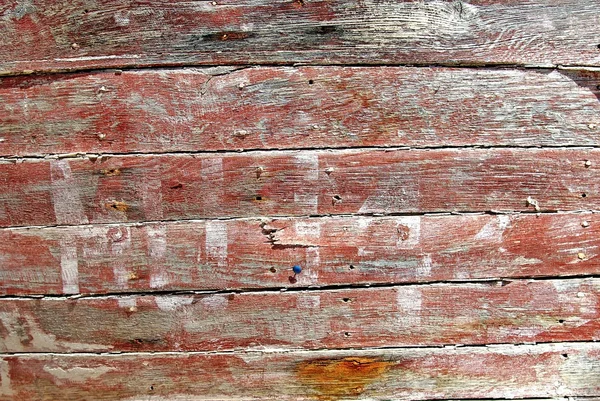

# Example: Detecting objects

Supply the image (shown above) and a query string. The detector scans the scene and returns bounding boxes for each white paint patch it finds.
[117,297,137,309]
[305,247,320,269]
[294,193,318,213]
[474,216,510,242]
[417,254,433,277]
[146,225,167,259]
[43,365,115,383]
[155,296,194,312]
[296,295,320,309]
[355,216,372,231]
[295,221,321,238]
[114,10,130,26]
[396,216,421,249]
[295,153,319,180]
[357,247,374,256]
[0,360,13,397]
[146,224,168,288]
[59,236,79,295]
[109,227,132,289]
[205,221,228,267]
[53,55,141,62]
[396,287,422,326]
[200,294,228,310]
[50,160,88,225]
[149,272,169,289]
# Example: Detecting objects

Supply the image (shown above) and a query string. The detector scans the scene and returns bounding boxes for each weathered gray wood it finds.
[1,213,598,295]
[1,0,600,75]
[1,67,599,157]
[1,278,599,352]
[0,343,598,400]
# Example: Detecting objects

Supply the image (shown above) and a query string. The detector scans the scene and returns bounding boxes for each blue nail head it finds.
[292,265,302,274]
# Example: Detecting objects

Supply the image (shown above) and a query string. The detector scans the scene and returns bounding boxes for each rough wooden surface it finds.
[1,278,599,353]
[1,67,600,157]
[1,213,598,295]
[1,343,599,401]
[1,148,598,228]
[1,0,600,76]
[2,1,600,399]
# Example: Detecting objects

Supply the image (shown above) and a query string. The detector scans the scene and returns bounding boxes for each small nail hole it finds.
[270,267,277,273]
[597,84,600,91]
[581,193,587,198]
[558,319,565,324]
[344,332,351,337]
[349,264,355,270]
[150,385,154,391]
[562,353,568,358]
[255,196,262,201]
[342,297,351,303]
[308,79,314,85]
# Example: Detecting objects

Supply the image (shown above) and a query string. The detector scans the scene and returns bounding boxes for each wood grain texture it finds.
[1,67,600,157]
[0,343,599,400]
[1,0,600,75]
[0,148,598,228]
[1,213,598,295]
[1,278,600,352]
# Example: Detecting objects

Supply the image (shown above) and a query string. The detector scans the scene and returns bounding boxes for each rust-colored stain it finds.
[105,201,129,212]
[297,357,391,400]
[101,168,121,176]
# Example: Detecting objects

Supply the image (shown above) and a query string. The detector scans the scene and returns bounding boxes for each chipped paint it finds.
[155,296,194,312]
[43,365,115,383]
[0,359,13,397]
[475,215,510,242]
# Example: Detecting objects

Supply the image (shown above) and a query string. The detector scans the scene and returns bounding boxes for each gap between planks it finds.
[4,145,600,163]
[2,209,598,231]
[0,341,599,357]
[2,273,600,300]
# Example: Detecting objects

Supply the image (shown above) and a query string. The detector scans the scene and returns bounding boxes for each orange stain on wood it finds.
[297,357,392,400]
[105,201,128,212]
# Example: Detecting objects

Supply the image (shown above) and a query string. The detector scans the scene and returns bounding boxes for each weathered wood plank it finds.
[1,67,599,157]
[1,279,599,352]
[1,0,600,75]
[1,213,598,295]
[0,343,598,400]
[0,148,598,228]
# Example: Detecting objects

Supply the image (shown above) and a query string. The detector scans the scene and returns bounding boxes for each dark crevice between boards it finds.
[0,340,598,357]
[3,144,600,162]
[0,61,577,79]
[0,208,588,231]
[2,273,600,301]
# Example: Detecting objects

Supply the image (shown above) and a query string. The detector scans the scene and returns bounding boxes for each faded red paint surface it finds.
[1,67,599,157]
[0,214,598,295]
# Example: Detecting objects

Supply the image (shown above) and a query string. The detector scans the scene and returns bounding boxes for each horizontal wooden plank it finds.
[0,343,598,400]
[0,148,598,228]
[1,67,599,157]
[1,0,600,75]
[1,278,599,353]
[2,213,598,295]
